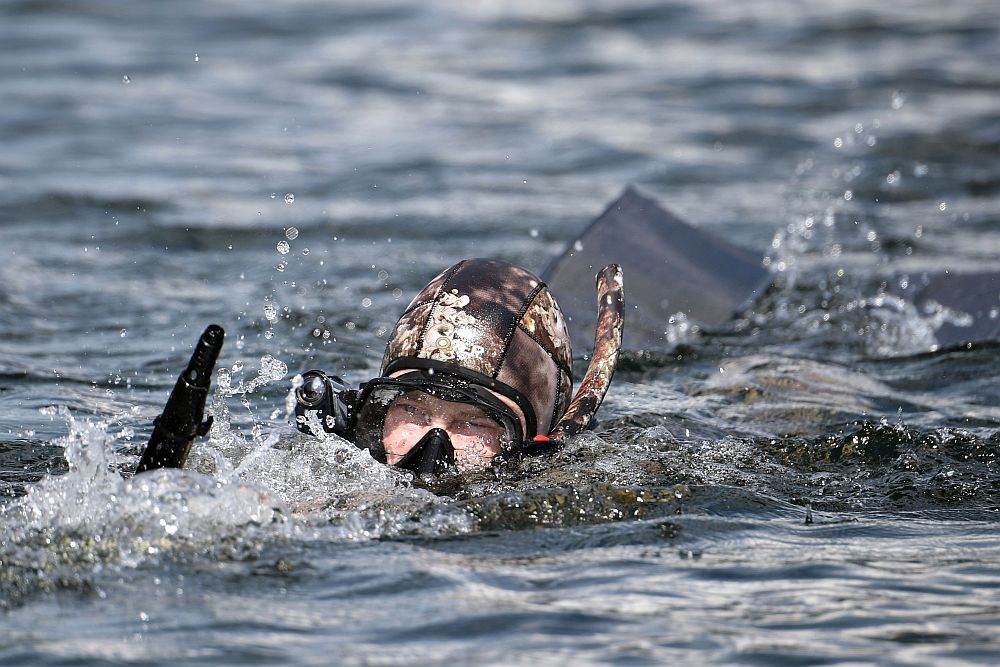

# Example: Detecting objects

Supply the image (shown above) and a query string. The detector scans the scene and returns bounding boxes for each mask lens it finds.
[354,379,520,468]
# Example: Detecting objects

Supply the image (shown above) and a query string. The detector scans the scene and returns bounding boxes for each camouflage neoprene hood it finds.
[381,258,574,438]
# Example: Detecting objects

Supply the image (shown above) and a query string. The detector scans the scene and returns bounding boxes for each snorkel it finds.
[537,264,624,445]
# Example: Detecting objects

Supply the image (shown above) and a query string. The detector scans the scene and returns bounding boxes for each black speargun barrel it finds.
[134,324,225,474]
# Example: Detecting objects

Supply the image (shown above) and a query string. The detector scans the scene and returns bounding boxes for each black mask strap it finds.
[394,428,455,476]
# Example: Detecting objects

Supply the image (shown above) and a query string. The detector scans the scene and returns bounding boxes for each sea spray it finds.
[0,406,290,610]
[173,356,474,539]
[238,398,474,539]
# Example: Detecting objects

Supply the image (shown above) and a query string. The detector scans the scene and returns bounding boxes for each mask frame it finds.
[353,369,525,464]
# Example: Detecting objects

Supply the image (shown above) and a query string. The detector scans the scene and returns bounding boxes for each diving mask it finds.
[353,370,524,468]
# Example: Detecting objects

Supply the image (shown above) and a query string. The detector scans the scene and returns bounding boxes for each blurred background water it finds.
[1,0,999,665]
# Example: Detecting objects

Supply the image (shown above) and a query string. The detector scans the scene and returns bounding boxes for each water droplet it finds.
[122,75,131,84]
[119,328,128,338]
[194,53,199,62]
[377,269,389,281]
[891,90,905,109]
[530,229,539,238]
[833,137,844,148]
[270,193,277,199]
[277,241,290,255]
[573,240,583,252]
[276,261,287,272]
[392,288,403,299]
[139,612,149,622]
[361,297,372,308]
[285,227,299,240]
[938,202,947,211]
[264,330,274,339]
[284,193,295,204]
[301,247,310,255]
[843,190,853,201]
[263,304,278,322]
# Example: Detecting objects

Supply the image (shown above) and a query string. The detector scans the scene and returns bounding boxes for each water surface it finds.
[2,1,999,665]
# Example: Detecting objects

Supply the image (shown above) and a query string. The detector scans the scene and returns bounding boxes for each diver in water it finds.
[135,258,624,477]
[292,258,624,475]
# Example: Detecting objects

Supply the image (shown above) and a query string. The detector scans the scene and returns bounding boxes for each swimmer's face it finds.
[382,392,506,470]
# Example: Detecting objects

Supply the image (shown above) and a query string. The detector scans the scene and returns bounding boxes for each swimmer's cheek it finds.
[451,435,502,470]
[383,423,425,464]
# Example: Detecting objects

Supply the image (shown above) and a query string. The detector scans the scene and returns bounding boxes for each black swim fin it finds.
[134,325,225,474]
[542,187,771,351]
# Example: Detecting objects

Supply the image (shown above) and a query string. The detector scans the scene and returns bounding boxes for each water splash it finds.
[194,360,469,538]
[0,408,289,610]
[0,351,478,609]
[856,293,971,356]
[763,208,837,285]
[663,311,698,346]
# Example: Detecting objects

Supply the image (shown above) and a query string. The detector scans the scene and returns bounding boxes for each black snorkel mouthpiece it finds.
[135,324,225,474]
[395,428,455,476]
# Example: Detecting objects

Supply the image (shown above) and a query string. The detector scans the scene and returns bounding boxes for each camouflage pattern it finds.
[382,258,574,437]
[547,264,624,443]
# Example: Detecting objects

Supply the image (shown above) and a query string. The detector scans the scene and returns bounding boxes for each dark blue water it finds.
[2,1,1000,664]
